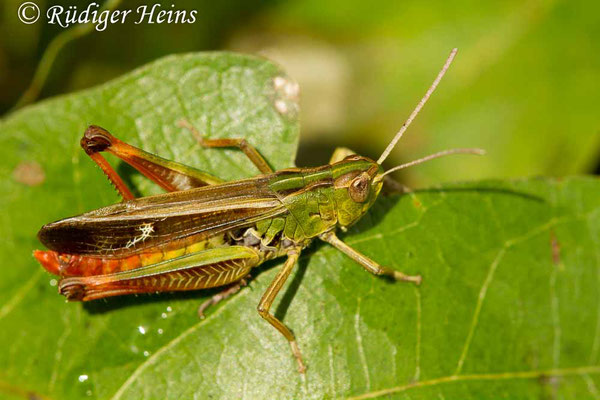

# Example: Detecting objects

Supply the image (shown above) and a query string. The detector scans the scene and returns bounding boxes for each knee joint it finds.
[257,305,268,317]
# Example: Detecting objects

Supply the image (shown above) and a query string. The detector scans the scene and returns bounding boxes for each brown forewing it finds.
[38,175,285,256]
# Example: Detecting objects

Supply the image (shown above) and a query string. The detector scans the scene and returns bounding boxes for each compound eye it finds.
[349,174,370,203]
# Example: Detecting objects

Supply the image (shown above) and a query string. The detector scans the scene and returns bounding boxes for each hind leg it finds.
[81,125,224,199]
[179,120,273,174]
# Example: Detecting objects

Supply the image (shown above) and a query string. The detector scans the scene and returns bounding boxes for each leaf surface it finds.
[1,53,599,400]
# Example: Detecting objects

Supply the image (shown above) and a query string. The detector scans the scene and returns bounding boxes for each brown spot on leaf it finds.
[550,231,561,265]
[12,161,45,186]
[538,374,561,399]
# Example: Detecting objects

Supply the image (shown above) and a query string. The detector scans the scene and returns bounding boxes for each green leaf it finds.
[1,53,599,400]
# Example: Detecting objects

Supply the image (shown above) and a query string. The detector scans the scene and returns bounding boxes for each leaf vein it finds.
[348,366,600,400]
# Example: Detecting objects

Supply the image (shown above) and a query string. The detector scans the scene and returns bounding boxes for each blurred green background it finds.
[1,0,599,186]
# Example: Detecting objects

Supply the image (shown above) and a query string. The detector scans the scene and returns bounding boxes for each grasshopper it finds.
[34,48,482,373]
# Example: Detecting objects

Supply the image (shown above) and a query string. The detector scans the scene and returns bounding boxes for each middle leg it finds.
[257,249,306,373]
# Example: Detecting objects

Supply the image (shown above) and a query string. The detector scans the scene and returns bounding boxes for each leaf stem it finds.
[12,0,124,110]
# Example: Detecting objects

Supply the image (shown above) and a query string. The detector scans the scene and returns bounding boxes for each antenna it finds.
[378,148,485,179]
[377,48,458,165]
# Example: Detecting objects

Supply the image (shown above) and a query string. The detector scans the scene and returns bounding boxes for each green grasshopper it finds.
[34,48,482,372]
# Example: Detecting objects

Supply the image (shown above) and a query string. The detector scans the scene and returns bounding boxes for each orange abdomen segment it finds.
[34,250,130,277]
[33,238,211,277]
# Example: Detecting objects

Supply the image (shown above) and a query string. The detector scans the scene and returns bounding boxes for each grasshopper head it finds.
[331,155,384,227]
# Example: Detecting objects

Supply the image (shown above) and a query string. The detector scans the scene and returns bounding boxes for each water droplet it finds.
[138,326,146,335]
[166,306,172,312]
[143,350,150,357]
[78,374,89,383]
[86,389,93,396]
[157,328,164,335]
[49,279,57,287]
[161,313,167,319]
